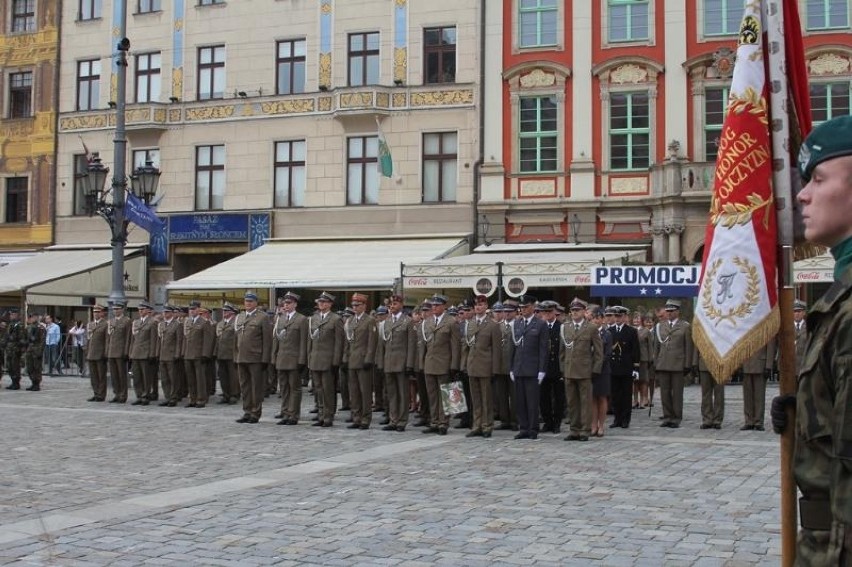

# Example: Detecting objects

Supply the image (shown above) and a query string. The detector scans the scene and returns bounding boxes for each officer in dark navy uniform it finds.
[609,306,641,428]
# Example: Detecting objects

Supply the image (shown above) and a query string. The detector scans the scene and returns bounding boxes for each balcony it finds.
[58,103,170,133]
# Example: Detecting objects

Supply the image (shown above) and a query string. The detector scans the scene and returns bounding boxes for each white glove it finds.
[509,371,515,382]
[537,372,546,384]
[632,370,640,381]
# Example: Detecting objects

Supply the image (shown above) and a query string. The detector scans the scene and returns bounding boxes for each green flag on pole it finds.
[377,120,393,178]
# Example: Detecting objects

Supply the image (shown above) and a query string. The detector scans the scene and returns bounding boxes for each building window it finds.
[132,148,160,170]
[347,136,378,205]
[704,87,729,162]
[79,0,102,20]
[811,82,850,125]
[11,0,35,32]
[348,32,380,87]
[424,27,456,84]
[704,0,740,36]
[276,39,306,95]
[137,0,161,14]
[72,154,90,216]
[519,0,558,48]
[5,178,28,223]
[197,45,225,100]
[519,96,558,173]
[806,0,849,30]
[422,132,458,202]
[8,72,33,118]
[609,92,650,170]
[76,59,101,111]
[274,140,306,208]
[195,145,225,210]
[135,52,161,103]
[608,0,649,42]
[199,0,224,5]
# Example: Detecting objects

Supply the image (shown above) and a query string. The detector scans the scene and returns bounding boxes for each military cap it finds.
[604,306,616,315]
[188,300,202,308]
[343,307,355,317]
[555,304,565,314]
[315,291,335,303]
[199,306,211,314]
[502,300,519,311]
[491,301,504,311]
[389,294,404,304]
[799,115,852,182]
[793,299,807,311]
[420,301,433,311]
[664,299,682,311]
[243,292,258,302]
[282,291,300,302]
[447,306,459,316]
[614,306,630,315]
[474,295,488,305]
[517,294,537,306]
[375,306,389,315]
[592,307,606,318]
[92,304,106,312]
[222,303,238,313]
[536,300,557,311]
[430,294,448,305]
[139,300,154,310]
[180,306,189,314]
[113,302,126,309]
[351,292,369,305]
[460,299,473,311]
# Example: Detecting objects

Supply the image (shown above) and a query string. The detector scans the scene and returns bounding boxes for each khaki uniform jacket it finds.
[422,314,460,375]
[559,320,604,380]
[129,316,158,360]
[184,316,215,360]
[654,319,694,372]
[343,313,377,370]
[462,317,502,377]
[271,312,308,370]
[216,317,237,361]
[86,319,108,361]
[497,320,514,375]
[637,325,653,363]
[741,339,776,374]
[381,314,416,373]
[307,311,344,371]
[794,321,808,375]
[235,310,272,364]
[414,319,426,373]
[157,318,183,362]
[106,316,132,358]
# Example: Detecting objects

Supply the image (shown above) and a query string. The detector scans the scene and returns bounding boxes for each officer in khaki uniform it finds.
[106,303,132,403]
[344,293,378,429]
[793,299,807,375]
[183,301,215,408]
[86,305,109,401]
[380,294,416,432]
[130,301,158,405]
[560,298,603,441]
[654,299,695,428]
[308,291,345,427]
[462,295,502,438]
[421,294,460,435]
[697,352,724,429]
[157,305,183,406]
[739,338,775,430]
[494,302,518,430]
[235,292,272,423]
[215,303,239,404]
[271,292,308,425]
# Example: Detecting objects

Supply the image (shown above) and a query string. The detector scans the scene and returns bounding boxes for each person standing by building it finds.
[24,313,46,391]
[655,299,694,429]
[235,292,272,423]
[380,294,416,432]
[344,293,378,430]
[609,306,641,429]
[537,301,564,435]
[130,301,158,406]
[106,303,132,403]
[5,309,24,390]
[421,295,460,436]
[271,292,308,425]
[771,115,852,564]
[697,352,725,430]
[462,295,502,438]
[510,295,549,440]
[307,292,344,427]
[793,299,807,374]
[68,320,87,376]
[183,301,214,408]
[44,315,61,376]
[215,303,240,405]
[740,339,775,431]
[157,306,183,407]
[86,306,108,401]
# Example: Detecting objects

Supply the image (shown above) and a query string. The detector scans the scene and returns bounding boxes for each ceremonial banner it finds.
[693,3,779,383]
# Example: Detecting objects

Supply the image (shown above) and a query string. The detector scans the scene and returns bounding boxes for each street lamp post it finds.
[76,5,160,312]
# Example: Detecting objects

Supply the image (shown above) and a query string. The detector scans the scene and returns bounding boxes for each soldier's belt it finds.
[799,497,832,531]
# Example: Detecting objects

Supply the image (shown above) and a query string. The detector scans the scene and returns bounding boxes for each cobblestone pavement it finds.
[0,374,783,566]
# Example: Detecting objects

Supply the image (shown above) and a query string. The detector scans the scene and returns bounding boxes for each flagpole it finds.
[765,2,797,564]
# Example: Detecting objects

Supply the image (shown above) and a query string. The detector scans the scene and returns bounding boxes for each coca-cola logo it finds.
[406,277,428,286]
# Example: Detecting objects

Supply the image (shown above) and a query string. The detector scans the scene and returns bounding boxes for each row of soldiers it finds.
[1,309,47,391]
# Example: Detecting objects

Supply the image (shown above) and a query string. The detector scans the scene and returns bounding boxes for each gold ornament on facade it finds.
[520,68,556,88]
[241,104,255,116]
[700,257,761,327]
[153,108,167,122]
[260,99,315,115]
[113,25,121,38]
[410,89,473,107]
[174,18,184,31]
[172,67,183,99]
[185,105,236,121]
[126,107,151,123]
[394,0,407,5]
[318,53,332,89]
[0,27,59,66]
[376,92,390,108]
[808,52,850,76]
[392,93,407,107]
[3,157,29,173]
[59,114,109,131]
[393,47,407,83]
[610,64,648,85]
[168,109,182,122]
[320,1,333,14]
[318,96,333,111]
[110,74,118,104]
[340,92,373,108]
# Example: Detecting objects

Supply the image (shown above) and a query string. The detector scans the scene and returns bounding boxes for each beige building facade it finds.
[55,0,480,304]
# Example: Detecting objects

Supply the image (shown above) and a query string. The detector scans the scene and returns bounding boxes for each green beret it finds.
[799,115,852,182]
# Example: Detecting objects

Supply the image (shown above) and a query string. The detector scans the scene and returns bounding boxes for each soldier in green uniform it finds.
[24,313,46,391]
[5,309,25,390]
[772,115,852,564]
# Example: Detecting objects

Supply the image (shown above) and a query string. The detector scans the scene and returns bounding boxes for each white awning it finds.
[403,243,648,289]
[0,248,147,306]
[166,236,470,291]
[793,252,834,284]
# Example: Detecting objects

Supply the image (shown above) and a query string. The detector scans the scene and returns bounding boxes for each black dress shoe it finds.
[195,403,205,408]
[109,398,120,403]
[312,421,325,427]
[611,422,622,428]
[345,417,354,423]
[437,427,448,436]
[87,396,100,402]
[529,432,538,440]
[514,432,530,440]
[6,384,20,390]
[359,424,369,430]
[740,424,754,431]
[141,400,150,406]
[309,408,319,414]
[700,424,712,429]
[414,419,429,427]
[347,423,361,429]
[158,401,170,406]
[277,419,289,425]
[660,421,671,427]
[321,422,332,427]
[247,417,259,423]
[26,386,40,391]
[754,425,765,431]
[713,424,722,429]
[132,400,144,405]
[312,415,320,422]
[577,435,589,441]
[167,401,177,407]
[482,431,492,438]
[382,424,397,431]
[396,425,406,432]
[185,403,197,408]
[218,399,231,405]
[422,426,439,434]
[564,434,580,441]
[236,416,251,423]
[497,424,513,431]
[287,419,298,425]
[668,423,680,428]
[274,413,284,419]
[465,430,483,438]
[620,424,629,429]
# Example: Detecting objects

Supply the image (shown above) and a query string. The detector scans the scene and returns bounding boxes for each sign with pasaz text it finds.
[150,212,271,266]
[591,265,700,298]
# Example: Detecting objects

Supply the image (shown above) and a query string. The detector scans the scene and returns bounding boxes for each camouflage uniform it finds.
[5,317,26,389]
[793,264,852,565]
[24,320,46,390]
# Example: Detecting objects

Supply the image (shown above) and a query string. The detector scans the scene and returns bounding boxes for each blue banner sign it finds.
[591,265,700,298]
[150,212,271,266]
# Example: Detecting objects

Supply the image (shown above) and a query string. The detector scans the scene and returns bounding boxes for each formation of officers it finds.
[60,289,801,439]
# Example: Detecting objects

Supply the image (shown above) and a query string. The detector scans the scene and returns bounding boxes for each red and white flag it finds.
[693,2,779,382]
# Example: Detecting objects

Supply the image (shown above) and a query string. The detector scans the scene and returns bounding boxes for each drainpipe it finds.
[472,0,487,249]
